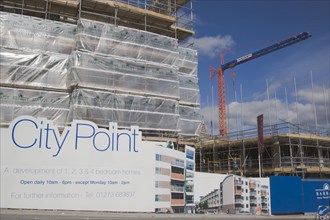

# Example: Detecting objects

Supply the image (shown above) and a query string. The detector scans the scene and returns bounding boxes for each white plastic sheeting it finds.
[69,89,179,131]
[68,51,179,98]
[177,47,200,107]
[0,48,69,89]
[75,19,178,65]
[179,105,201,136]
[179,74,200,105]
[0,87,70,126]
[0,12,76,54]
[0,13,201,136]
[176,47,198,76]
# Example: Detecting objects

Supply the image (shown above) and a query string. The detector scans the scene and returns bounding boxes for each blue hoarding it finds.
[302,179,330,213]
[270,176,303,214]
[270,176,330,215]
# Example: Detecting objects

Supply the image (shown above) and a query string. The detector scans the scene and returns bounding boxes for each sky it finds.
[189,0,330,135]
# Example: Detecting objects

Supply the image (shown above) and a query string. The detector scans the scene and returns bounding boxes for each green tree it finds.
[199,200,208,209]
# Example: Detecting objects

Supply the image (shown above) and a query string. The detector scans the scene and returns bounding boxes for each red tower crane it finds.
[208,32,311,136]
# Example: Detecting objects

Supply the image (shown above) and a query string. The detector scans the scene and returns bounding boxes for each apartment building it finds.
[200,175,270,215]
[155,144,195,213]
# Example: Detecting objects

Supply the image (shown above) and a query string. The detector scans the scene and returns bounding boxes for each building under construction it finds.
[196,122,330,178]
[0,0,201,144]
[1,0,329,180]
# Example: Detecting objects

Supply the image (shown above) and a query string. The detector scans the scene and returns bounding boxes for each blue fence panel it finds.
[270,176,303,214]
[302,179,330,213]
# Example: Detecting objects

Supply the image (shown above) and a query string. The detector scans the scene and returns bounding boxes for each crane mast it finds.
[208,32,312,136]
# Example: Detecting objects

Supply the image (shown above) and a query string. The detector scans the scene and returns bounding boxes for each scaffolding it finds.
[0,0,201,145]
[196,122,330,178]
[0,0,194,41]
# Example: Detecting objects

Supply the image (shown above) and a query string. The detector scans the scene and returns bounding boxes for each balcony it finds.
[250,198,257,204]
[262,198,268,203]
[261,190,267,197]
[235,203,243,208]
[171,185,184,192]
[250,191,257,197]
[185,185,193,193]
[234,189,242,195]
[235,198,242,203]
[171,160,184,168]
[171,173,185,181]
[235,180,243,187]
[249,182,256,189]
[250,203,257,207]
[186,199,194,204]
[171,199,185,206]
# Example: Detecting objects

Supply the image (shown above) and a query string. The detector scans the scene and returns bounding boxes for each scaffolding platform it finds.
[196,122,330,178]
[0,0,194,41]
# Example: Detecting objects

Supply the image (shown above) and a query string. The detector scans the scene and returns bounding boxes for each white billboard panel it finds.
[1,116,155,212]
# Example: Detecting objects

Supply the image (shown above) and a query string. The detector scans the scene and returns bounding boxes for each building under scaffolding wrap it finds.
[0,0,202,143]
[196,122,330,178]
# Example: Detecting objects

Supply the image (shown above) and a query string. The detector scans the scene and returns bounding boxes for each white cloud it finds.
[201,85,329,135]
[253,78,282,100]
[191,35,236,58]
[296,86,330,104]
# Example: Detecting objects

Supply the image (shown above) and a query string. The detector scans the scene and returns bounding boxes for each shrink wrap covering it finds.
[179,74,200,105]
[69,89,179,131]
[0,12,76,54]
[68,51,179,98]
[176,47,198,76]
[0,87,70,126]
[179,105,201,136]
[75,19,178,65]
[0,48,69,89]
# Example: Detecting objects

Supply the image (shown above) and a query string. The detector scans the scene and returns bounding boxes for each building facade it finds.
[154,144,195,213]
[200,175,270,215]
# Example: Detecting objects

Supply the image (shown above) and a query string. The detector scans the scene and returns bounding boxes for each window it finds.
[155,195,160,201]
[155,181,159,188]
[155,167,161,174]
[246,196,248,200]
[246,189,248,193]
[186,161,194,171]
[186,149,194,160]
[245,181,248,185]
[246,204,249,208]
[186,172,194,178]
[156,154,162,161]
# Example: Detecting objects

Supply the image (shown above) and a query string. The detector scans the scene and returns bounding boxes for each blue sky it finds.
[190,0,330,134]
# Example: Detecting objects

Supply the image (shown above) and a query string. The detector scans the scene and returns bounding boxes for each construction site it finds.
[0,0,200,141]
[0,0,329,180]
[196,122,330,178]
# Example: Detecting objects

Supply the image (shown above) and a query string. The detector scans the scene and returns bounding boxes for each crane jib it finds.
[220,32,312,71]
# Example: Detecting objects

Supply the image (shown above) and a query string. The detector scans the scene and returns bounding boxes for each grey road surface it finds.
[0,209,320,220]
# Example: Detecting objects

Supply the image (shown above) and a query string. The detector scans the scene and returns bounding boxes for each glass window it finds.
[155,181,159,188]
[155,167,161,174]
[155,195,160,201]
[186,161,194,171]
[156,154,162,161]
[186,149,194,160]
[186,172,194,178]
[246,204,249,208]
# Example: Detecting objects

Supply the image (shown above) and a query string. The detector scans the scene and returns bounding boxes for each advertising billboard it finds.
[1,116,155,212]
[302,179,330,213]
